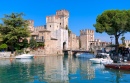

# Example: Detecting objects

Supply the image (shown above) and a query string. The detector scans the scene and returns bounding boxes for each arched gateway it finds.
[63,42,66,50]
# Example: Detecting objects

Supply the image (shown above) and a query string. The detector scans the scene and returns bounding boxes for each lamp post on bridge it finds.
[110,35,114,50]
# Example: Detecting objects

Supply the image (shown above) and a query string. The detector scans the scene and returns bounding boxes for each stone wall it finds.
[68,33,79,50]
[80,29,94,50]
[0,52,11,58]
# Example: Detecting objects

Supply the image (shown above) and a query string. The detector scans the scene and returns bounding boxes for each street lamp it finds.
[110,35,114,45]
[110,35,114,50]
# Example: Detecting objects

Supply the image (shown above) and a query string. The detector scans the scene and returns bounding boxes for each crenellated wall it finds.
[80,29,94,35]
[68,33,79,50]
[34,26,45,32]
[56,9,69,17]
[28,20,34,32]
[80,29,94,50]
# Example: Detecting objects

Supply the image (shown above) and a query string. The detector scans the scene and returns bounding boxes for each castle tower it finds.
[80,29,94,50]
[56,10,69,29]
[45,10,69,54]
[86,29,94,50]
[27,20,34,32]
[46,15,60,38]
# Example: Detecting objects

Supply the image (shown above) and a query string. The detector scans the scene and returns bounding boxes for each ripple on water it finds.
[0,55,130,83]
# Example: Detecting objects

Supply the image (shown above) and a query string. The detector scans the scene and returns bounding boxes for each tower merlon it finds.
[56,9,69,17]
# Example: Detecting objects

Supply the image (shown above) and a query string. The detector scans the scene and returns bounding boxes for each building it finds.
[28,10,79,55]
[124,40,130,48]
[68,33,79,50]
[79,29,111,52]
[79,29,94,50]
[92,39,111,52]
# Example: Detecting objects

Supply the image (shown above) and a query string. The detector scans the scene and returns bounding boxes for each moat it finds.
[0,54,130,83]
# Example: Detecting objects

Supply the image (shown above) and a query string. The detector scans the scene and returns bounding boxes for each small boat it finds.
[76,53,94,58]
[89,53,113,64]
[15,54,34,59]
[104,63,130,70]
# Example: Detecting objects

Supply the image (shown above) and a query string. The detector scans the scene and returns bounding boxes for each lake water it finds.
[0,54,130,83]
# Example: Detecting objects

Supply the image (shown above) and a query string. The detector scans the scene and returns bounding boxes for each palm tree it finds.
[121,36,125,45]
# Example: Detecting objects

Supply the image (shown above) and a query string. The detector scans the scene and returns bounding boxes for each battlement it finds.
[125,40,130,43]
[46,15,59,23]
[34,26,45,32]
[56,9,69,17]
[27,20,34,26]
[80,29,94,35]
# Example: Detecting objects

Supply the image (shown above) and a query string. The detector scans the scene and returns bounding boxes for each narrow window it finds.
[50,25,51,27]
[42,36,44,41]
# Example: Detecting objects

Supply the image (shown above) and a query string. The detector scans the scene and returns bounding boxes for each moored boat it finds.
[15,54,34,59]
[104,63,130,70]
[89,53,113,64]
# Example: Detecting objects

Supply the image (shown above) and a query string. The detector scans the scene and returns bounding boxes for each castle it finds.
[27,9,110,55]
[28,10,79,55]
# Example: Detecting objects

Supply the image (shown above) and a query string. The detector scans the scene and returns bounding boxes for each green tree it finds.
[121,36,125,45]
[0,34,3,44]
[128,44,130,47]
[37,42,44,47]
[0,43,8,51]
[94,10,130,52]
[29,37,37,49]
[22,38,29,48]
[14,38,29,50]
[0,13,30,53]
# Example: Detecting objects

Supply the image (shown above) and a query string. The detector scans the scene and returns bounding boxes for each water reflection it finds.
[0,55,130,83]
[105,68,130,83]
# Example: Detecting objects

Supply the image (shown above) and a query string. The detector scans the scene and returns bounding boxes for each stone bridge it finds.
[63,49,91,55]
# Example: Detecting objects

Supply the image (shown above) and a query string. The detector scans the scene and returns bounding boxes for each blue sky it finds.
[0,0,130,43]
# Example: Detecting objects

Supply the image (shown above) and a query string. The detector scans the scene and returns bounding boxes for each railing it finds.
[36,39,44,42]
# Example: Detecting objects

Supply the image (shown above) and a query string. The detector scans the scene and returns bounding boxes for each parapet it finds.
[27,20,34,26]
[34,26,45,32]
[46,15,59,23]
[80,29,94,35]
[56,9,69,17]
[125,40,130,43]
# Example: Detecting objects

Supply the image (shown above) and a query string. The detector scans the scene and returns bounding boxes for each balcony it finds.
[36,39,44,42]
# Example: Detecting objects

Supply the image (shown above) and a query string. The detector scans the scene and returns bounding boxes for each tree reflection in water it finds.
[105,68,130,83]
[0,55,130,83]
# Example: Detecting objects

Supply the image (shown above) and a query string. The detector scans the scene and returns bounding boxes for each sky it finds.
[0,0,130,43]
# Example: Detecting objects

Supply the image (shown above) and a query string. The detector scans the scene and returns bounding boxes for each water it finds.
[0,55,130,83]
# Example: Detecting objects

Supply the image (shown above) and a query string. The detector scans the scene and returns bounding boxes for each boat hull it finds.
[104,63,130,70]
[90,58,113,64]
[15,54,34,59]
[89,58,101,64]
